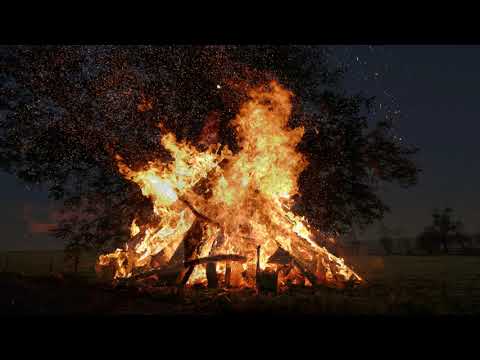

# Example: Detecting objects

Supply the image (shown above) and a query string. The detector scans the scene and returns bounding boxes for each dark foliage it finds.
[379,236,394,255]
[416,208,466,254]
[432,208,463,253]
[416,227,441,254]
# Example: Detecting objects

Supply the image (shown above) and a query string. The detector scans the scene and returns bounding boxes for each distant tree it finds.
[378,221,394,255]
[416,208,464,254]
[65,242,82,274]
[416,226,440,255]
[405,238,413,255]
[474,234,480,247]
[398,237,412,255]
[378,221,391,238]
[432,208,462,254]
[390,226,411,255]
[379,236,394,255]
[450,232,472,252]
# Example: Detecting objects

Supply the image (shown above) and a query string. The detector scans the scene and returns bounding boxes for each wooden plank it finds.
[184,254,246,267]
[175,219,205,285]
[120,254,247,285]
[206,262,218,288]
[179,265,196,286]
[225,261,231,287]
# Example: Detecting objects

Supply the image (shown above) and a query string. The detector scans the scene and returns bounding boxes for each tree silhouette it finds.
[432,208,462,254]
[378,221,394,255]
[379,236,394,255]
[417,208,464,254]
[0,45,420,252]
[416,227,440,255]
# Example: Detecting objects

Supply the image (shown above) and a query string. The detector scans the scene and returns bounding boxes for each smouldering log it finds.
[206,262,218,288]
[256,270,279,294]
[225,261,231,287]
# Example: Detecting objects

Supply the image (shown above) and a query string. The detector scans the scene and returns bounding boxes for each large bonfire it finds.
[97,81,362,290]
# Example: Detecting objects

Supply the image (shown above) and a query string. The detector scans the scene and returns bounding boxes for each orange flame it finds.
[97,81,362,287]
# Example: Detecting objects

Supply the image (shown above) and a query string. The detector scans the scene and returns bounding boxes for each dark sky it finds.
[1,45,480,249]
[334,46,480,239]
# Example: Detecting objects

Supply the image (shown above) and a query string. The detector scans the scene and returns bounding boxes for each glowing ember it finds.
[97,80,362,288]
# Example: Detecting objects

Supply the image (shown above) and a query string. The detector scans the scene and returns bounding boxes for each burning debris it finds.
[97,81,362,291]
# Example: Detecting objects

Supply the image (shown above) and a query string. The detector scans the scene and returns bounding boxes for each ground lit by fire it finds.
[97,81,362,290]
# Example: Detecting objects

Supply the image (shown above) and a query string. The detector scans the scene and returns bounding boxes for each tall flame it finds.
[98,81,362,288]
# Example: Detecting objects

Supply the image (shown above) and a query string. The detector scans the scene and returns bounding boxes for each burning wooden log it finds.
[268,247,322,289]
[184,254,246,267]
[255,245,261,292]
[97,82,363,289]
[257,270,278,294]
[206,262,218,288]
[119,254,247,286]
[179,265,196,286]
[289,256,318,287]
[253,245,278,293]
[230,262,244,287]
[256,246,261,278]
[271,233,329,284]
[224,261,231,287]
[175,219,205,285]
[179,197,220,228]
[108,184,360,289]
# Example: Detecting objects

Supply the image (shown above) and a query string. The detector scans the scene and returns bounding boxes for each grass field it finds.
[349,255,480,314]
[0,250,97,276]
[2,251,480,315]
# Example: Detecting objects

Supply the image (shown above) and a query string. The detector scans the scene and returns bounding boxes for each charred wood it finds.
[256,270,278,294]
[206,262,218,288]
[225,261,231,287]
[179,265,196,286]
[176,218,205,285]
[255,245,261,291]
[289,256,318,287]
[118,254,246,286]
[184,254,246,267]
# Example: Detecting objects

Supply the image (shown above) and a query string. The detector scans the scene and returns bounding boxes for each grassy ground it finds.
[0,250,97,276]
[348,255,480,314]
[1,251,480,315]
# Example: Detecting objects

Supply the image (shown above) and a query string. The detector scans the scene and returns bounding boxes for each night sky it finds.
[1,45,479,249]
[335,46,480,239]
